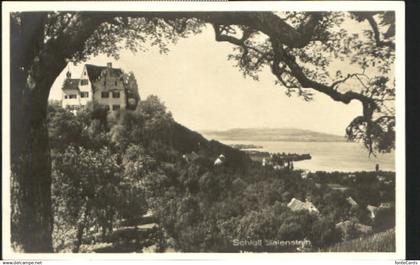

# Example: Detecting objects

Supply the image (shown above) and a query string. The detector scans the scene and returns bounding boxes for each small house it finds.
[367,205,378,219]
[346,196,359,207]
[214,154,226,166]
[301,170,309,179]
[287,198,319,215]
[379,202,393,209]
[182,151,199,163]
[376,175,386,182]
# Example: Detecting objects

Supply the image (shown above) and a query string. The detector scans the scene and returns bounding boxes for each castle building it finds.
[62,62,138,114]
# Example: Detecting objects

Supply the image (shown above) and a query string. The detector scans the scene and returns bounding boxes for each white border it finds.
[2,1,405,260]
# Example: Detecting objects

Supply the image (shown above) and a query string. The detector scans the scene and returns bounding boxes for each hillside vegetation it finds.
[325,228,395,252]
[45,96,395,253]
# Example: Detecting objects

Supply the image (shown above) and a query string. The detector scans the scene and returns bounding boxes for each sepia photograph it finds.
[2,1,405,259]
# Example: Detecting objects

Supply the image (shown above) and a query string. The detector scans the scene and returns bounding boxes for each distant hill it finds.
[200,128,346,142]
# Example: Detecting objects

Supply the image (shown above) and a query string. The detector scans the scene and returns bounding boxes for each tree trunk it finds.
[10,72,54,252]
[73,223,85,253]
[102,226,107,239]
[73,204,90,253]
[10,13,67,252]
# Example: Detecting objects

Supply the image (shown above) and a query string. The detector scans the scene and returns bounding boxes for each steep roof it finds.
[62,78,80,91]
[287,198,319,214]
[85,64,123,82]
[346,196,359,207]
[367,205,378,212]
[367,205,378,219]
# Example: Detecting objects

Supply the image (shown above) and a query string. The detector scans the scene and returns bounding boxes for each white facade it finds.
[62,62,128,113]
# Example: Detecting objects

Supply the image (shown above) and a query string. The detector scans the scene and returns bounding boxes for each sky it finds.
[49,25,364,136]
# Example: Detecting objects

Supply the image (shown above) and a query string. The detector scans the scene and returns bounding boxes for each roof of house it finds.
[346,196,359,207]
[367,205,378,212]
[327,183,349,192]
[143,209,154,218]
[379,202,393,208]
[287,198,319,214]
[183,151,200,162]
[85,64,123,82]
[62,78,80,91]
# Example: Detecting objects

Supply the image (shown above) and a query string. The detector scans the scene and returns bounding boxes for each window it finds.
[80,79,88,86]
[69,94,77,99]
[80,92,89,98]
[100,105,110,111]
[101,92,109,98]
[115,81,118,86]
[112,91,120,98]
[112,105,120,111]
[64,95,68,99]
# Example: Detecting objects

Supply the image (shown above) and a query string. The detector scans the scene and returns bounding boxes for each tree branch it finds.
[96,11,323,48]
[351,12,394,48]
[271,40,377,116]
[365,15,394,48]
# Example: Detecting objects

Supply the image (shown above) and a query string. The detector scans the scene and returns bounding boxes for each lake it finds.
[219,140,395,172]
